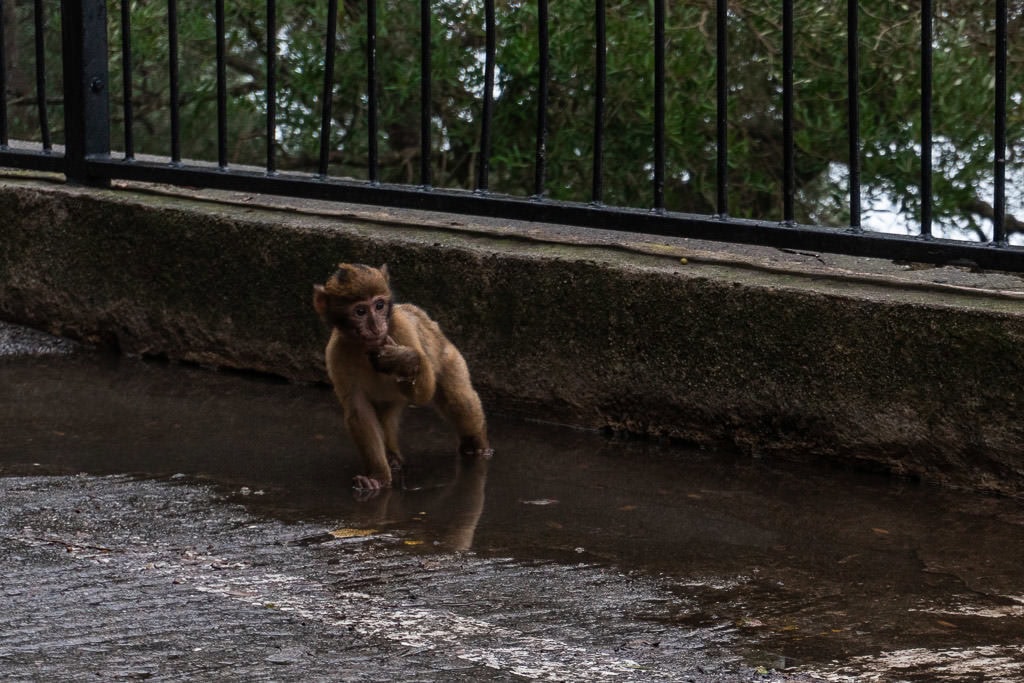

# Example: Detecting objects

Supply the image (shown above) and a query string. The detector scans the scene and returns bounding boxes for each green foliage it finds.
[2,0,1021,237]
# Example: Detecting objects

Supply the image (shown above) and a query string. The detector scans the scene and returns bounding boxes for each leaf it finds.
[519,498,559,506]
[329,528,377,539]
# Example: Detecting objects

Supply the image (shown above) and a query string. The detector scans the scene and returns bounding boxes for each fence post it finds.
[60,0,110,186]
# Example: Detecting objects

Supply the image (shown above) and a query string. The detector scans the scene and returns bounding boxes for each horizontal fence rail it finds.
[0,0,1021,272]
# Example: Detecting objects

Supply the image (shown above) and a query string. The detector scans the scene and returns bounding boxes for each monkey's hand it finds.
[369,344,420,382]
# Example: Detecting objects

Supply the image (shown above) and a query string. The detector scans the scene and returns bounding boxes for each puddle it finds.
[2,348,1023,679]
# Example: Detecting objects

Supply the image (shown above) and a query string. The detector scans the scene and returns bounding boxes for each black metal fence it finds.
[1,1,1021,271]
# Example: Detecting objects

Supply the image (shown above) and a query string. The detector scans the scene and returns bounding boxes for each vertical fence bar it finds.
[366,0,378,182]
[419,0,431,186]
[0,0,8,148]
[592,0,606,203]
[847,0,860,228]
[319,0,338,177]
[60,0,111,185]
[167,0,180,163]
[266,0,277,174]
[215,0,227,169]
[920,0,932,237]
[993,0,1007,244]
[33,0,50,150]
[715,0,728,216]
[653,0,665,211]
[476,0,495,192]
[533,0,548,197]
[782,0,794,223]
[120,0,134,159]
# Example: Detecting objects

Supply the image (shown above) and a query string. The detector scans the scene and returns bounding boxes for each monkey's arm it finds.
[342,390,392,488]
[382,306,438,405]
[324,333,394,488]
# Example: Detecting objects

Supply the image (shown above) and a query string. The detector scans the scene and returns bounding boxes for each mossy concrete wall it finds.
[3,177,1024,495]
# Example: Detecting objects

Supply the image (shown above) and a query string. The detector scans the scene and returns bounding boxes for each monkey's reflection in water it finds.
[351,454,490,552]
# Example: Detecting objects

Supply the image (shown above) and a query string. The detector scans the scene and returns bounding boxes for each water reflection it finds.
[351,455,490,552]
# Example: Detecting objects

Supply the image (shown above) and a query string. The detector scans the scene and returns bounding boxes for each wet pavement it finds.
[2,323,1024,681]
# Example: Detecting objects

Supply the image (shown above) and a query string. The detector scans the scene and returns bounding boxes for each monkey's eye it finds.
[353,305,368,317]
[374,299,387,311]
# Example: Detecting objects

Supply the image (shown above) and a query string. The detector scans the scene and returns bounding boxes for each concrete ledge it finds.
[2,176,1024,495]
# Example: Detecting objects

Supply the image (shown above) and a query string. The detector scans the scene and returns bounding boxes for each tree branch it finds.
[964,197,1024,236]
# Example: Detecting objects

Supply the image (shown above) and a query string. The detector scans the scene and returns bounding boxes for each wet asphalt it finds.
[2,321,1024,682]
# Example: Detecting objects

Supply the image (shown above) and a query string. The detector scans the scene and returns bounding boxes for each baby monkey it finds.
[313,263,492,491]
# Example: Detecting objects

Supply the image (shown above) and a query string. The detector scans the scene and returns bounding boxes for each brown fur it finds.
[313,263,492,491]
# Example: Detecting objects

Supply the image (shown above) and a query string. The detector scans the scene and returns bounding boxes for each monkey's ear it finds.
[379,264,390,282]
[312,284,328,315]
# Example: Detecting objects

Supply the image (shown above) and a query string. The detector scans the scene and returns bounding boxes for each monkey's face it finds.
[313,263,395,351]
[345,295,392,350]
